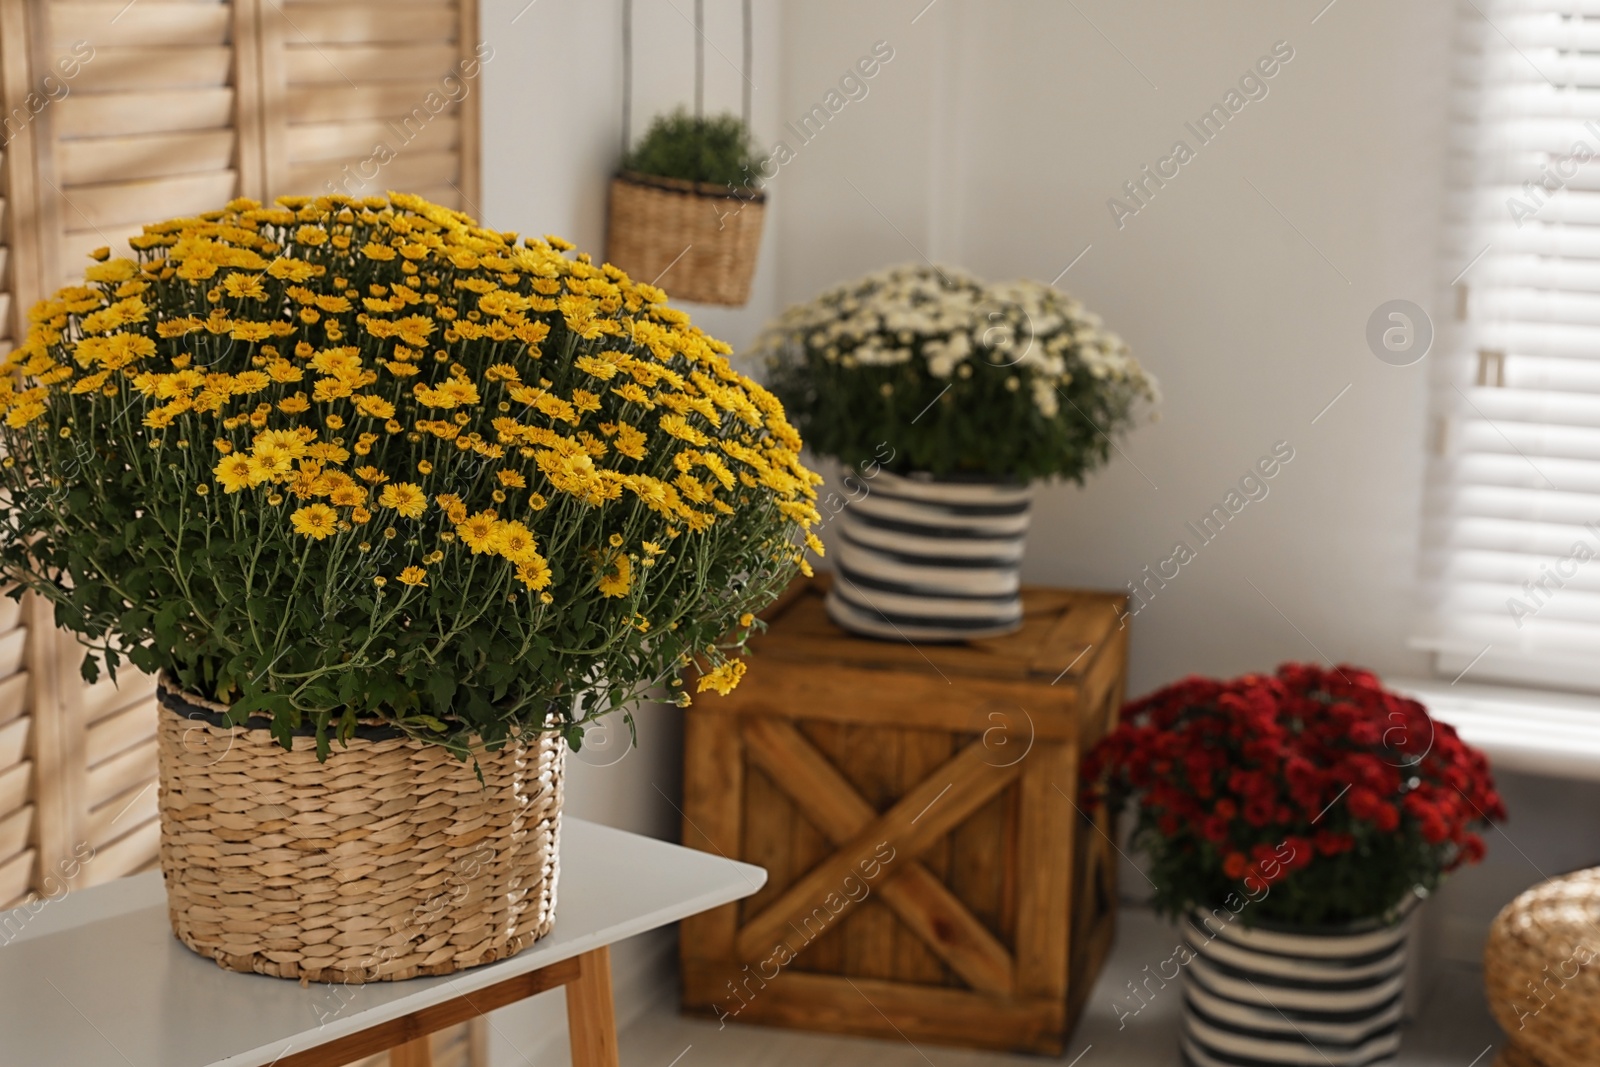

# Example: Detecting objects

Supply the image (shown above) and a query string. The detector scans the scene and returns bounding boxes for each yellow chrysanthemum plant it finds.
[0,193,822,757]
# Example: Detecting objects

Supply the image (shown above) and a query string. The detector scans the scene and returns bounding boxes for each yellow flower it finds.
[612,382,651,406]
[355,465,389,484]
[290,503,338,539]
[515,556,553,590]
[575,354,621,380]
[497,468,526,488]
[457,510,498,553]
[613,422,647,460]
[415,376,479,409]
[214,454,255,493]
[660,413,710,446]
[267,257,318,282]
[696,659,747,696]
[739,613,754,627]
[307,442,350,463]
[417,459,433,475]
[493,520,540,563]
[597,553,633,598]
[397,566,428,586]
[377,481,426,518]
[295,225,329,247]
[252,428,306,458]
[222,273,266,300]
[70,370,110,395]
[353,394,395,419]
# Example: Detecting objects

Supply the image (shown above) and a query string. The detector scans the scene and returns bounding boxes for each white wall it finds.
[471,1,1600,1055]
[770,0,1600,967]
[775,0,1452,691]
[477,2,783,1061]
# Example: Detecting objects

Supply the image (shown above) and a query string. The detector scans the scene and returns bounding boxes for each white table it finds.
[0,818,767,1067]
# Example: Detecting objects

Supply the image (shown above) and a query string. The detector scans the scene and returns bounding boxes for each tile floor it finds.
[613,907,1505,1067]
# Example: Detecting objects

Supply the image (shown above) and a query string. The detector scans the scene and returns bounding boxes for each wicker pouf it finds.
[156,678,564,983]
[1484,868,1600,1067]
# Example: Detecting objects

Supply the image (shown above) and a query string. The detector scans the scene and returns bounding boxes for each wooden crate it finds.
[679,575,1127,1055]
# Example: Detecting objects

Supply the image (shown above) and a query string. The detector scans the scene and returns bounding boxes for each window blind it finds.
[1422,0,1600,691]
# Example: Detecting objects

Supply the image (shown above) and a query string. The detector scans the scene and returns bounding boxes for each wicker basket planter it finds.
[604,171,765,306]
[155,677,565,984]
[1179,906,1413,1067]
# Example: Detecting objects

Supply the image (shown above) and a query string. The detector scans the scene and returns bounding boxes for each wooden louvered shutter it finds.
[33,0,261,281]
[0,0,251,901]
[0,0,54,910]
[256,0,481,208]
[0,596,31,909]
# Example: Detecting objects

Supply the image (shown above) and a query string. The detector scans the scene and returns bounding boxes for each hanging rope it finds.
[621,0,633,157]
[693,0,705,120]
[741,0,752,130]
[619,0,753,174]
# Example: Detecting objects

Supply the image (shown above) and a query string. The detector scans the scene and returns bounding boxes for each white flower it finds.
[1032,378,1060,418]
[750,263,1157,432]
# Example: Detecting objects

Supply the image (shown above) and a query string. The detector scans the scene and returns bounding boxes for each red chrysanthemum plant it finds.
[1082,663,1505,929]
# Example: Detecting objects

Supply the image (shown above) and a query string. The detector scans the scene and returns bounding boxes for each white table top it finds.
[0,818,766,1067]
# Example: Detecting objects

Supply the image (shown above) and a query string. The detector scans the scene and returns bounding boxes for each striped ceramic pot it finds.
[1180,907,1413,1067]
[824,469,1034,641]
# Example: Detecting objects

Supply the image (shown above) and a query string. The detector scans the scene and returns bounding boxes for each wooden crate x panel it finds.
[679,578,1127,1055]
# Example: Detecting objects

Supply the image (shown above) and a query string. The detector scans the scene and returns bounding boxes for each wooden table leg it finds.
[565,946,619,1067]
[389,1034,433,1067]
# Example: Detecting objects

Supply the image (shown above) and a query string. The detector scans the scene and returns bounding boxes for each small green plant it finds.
[624,109,765,189]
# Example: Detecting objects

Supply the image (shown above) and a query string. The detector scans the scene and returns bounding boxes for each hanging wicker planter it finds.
[606,0,766,306]
[155,676,565,984]
[605,172,765,306]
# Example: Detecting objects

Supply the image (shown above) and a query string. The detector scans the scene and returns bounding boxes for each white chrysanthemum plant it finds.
[757,264,1156,482]
[754,263,1157,640]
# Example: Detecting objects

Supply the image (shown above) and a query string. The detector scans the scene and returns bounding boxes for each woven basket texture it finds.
[604,172,765,306]
[155,678,564,984]
[1485,867,1600,1067]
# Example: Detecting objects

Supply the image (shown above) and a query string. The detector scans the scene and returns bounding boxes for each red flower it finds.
[1346,787,1382,821]
[1313,829,1354,856]
[1082,661,1505,922]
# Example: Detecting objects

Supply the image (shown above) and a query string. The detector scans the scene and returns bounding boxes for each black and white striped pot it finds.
[824,469,1033,642]
[1180,907,1413,1067]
